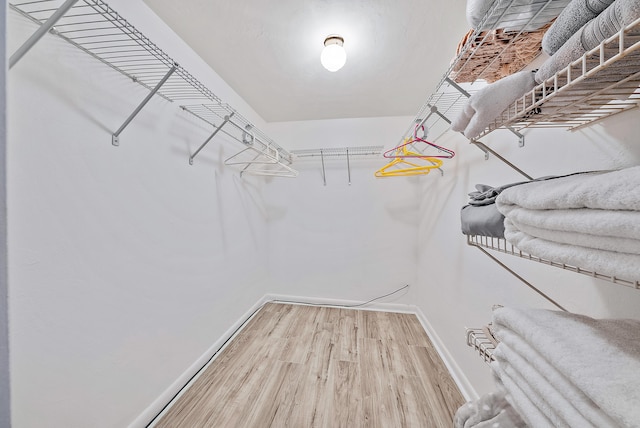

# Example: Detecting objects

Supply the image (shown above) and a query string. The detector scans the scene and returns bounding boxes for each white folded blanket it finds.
[492,307,640,428]
[451,70,537,139]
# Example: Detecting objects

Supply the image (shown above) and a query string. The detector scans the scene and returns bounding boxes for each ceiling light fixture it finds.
[320,35,346,72]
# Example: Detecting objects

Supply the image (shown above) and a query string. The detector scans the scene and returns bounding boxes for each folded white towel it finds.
[491,362,555,427]
[503,219,640,279]
[496,167,640,211]
[500,207,640,254]
[537,0,640,82]
[492,307,640,428]
[495,328,619,427]
[451,70,537,139]
[495,167,640,280]
[542,0,615,55]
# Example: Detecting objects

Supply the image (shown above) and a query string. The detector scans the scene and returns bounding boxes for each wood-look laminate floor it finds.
[154,303,465,427]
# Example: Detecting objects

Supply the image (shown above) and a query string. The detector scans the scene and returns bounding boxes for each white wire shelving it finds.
[9,0,295,175]
[291,146,384,185]
[467,234,640,291]
[401,0,640,147]
[466,327,496,365]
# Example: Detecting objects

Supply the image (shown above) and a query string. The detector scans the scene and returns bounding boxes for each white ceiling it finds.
[143,0,470,123]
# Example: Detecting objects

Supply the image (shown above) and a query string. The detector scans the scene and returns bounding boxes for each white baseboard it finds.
[412,306,478,401]
[128,295,271,428]
[264,293,416,313]
[130,293,477,427]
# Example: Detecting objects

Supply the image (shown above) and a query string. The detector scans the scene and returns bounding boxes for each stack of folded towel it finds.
[495,166,640,282]
[491,306,640,427]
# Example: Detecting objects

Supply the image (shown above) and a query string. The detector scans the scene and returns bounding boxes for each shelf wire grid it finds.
[9,0,292,163]
[401,0,640,143]
[480,18,640,135]
[467,234,640,290]
[466,328,496,364]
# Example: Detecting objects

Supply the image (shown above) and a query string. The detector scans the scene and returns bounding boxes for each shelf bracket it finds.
[471,140,533,180]
[320,150,327,186]
[112,64,177,146]
[189,113,233,165]
[346,148,351,185]
[9,0,80,69]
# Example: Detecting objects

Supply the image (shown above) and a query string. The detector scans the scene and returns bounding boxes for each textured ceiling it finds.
[143,0,469,122]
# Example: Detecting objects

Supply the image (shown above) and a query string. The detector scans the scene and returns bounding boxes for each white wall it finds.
[264,117,419,304]
[415,110,640,395]
[1,2,11,427]
[7,1,273,427]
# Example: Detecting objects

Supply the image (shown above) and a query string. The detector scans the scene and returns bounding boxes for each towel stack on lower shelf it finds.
[495,166,640,282]
[489,307,640,427]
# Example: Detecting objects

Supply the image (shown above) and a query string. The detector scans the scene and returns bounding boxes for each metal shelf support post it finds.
[112,64,176,146]
[9,0,80,69]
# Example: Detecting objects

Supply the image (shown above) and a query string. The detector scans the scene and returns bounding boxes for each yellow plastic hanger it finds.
[375,147,443,177]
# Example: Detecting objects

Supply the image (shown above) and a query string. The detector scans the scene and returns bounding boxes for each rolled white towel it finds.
[451,70,537,139]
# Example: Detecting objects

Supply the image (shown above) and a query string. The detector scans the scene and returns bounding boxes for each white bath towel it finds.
[503,220,640,279]
[499,207,640,254]
[496,167,640,211]
[451,70,537,139]
[494,166,640,279]
[542,0,615,55]
[537,0,640,81]
[491,363,555,427]
[492,307,640,428]
[495,327,620,427]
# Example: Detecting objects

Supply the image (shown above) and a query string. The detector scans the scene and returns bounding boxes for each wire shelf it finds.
[467,234,640,290]
[292,146,384,159]
[401,1,640,144]
[9,0,292,163]
[466,327,496,365]
[480,18,640,136]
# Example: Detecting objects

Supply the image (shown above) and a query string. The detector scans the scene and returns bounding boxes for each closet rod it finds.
[189,113,234,165]
[470,140,533,180]
[9,0,79,68]
[112,64,176,146]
